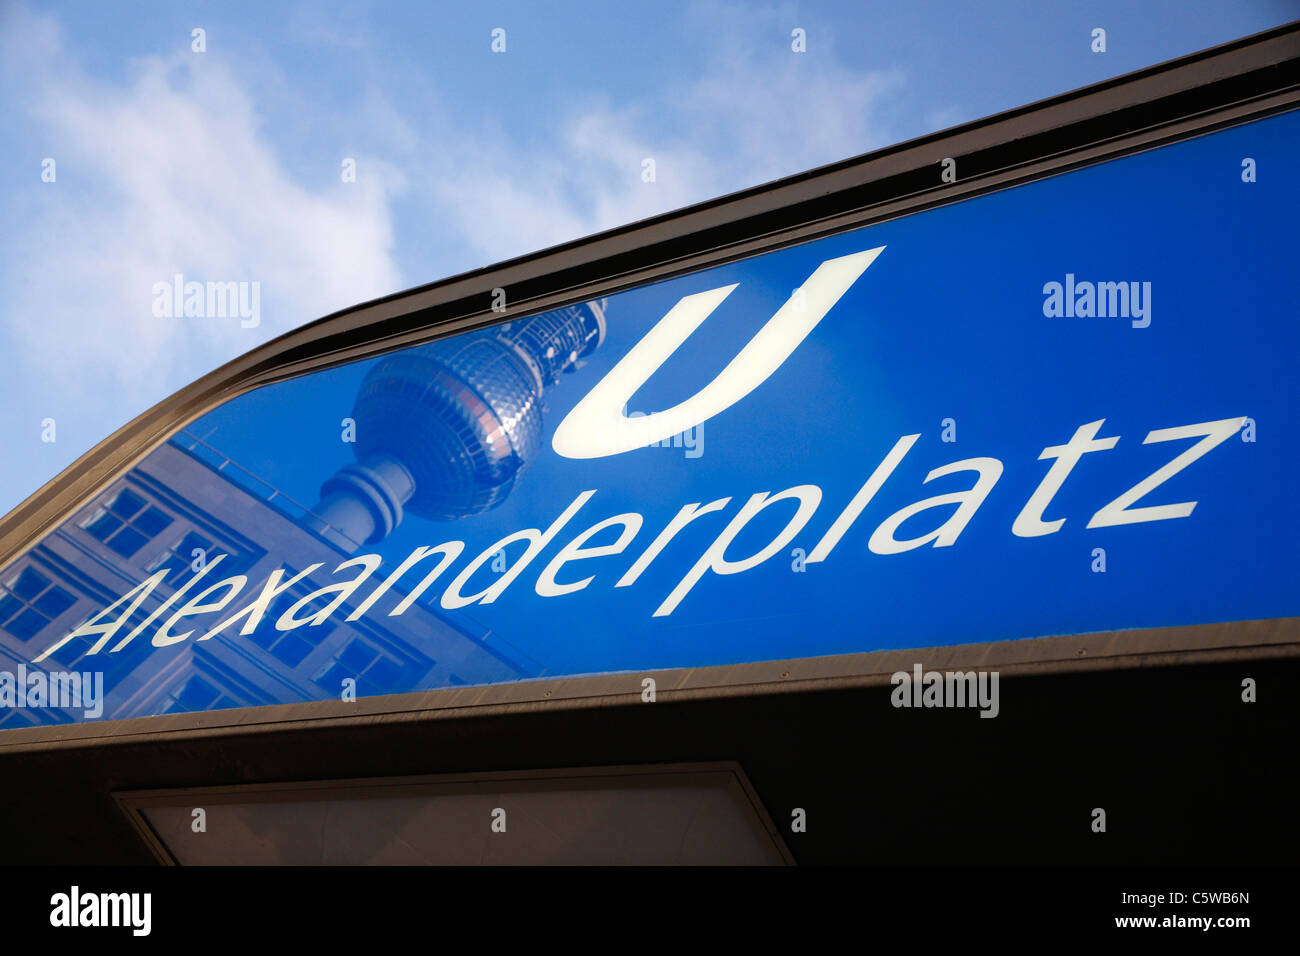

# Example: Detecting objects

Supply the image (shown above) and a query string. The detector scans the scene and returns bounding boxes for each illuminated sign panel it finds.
[1,108,1296,729]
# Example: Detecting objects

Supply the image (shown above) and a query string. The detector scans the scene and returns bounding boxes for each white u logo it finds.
[551,246,885,459]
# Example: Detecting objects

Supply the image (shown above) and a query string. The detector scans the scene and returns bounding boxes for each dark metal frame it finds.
[1,22,1297,753]
[115,760,794,865]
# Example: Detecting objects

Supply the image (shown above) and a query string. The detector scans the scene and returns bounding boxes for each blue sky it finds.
[0,0,1294,519]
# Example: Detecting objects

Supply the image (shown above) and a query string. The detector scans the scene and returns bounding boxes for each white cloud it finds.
[1,8,403,416]
[403,0,903,265]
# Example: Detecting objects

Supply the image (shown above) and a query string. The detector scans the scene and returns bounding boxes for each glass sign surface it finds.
[1,109,1296,730]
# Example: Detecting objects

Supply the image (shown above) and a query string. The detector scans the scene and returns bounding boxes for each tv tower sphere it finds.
[310,301,607,550]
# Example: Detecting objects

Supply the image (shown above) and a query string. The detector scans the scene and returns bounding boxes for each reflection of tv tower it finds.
[308,302,607,552]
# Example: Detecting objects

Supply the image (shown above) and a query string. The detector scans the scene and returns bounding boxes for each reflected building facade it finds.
[0,302,608,729]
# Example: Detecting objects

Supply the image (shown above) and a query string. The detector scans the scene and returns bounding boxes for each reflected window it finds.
[79,487,173,559]
[45,637,87,668]
[315,637,413,699]
[0,565,77,641]
[246,572,336,669]
[162,674,241,714]
[144,529,254,589]
[40,602,151,669]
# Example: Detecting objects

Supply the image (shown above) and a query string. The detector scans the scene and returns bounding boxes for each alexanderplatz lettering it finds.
[30,246,1247,663]
[34,411,1243,664]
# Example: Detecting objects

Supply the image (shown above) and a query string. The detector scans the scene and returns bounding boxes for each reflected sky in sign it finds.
[2,109,1297,729]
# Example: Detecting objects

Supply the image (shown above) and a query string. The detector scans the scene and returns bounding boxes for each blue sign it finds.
[1,108,1296,729]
